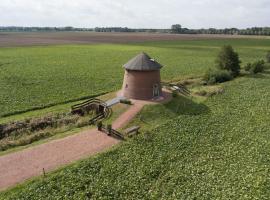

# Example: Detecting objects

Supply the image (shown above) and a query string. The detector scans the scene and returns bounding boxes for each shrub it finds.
[97,121,103,131]
[244,63,252,72]
[120,99,132,105]
[244,60,265,74]
[172,90,178,98]
[215,45,241,76]
[204,69,233,84]
[266,51,270,63]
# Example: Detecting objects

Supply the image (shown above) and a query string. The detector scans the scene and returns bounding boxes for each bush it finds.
[266,51,270,63]
[97,121,103,131]
[215,45,241,76]
[120,99,132,105]
[244,60,265,74]
[244,63,252,72]
[172,90,178,98]
[204,69,233,84]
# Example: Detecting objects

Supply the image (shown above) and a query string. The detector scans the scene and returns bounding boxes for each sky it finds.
[0,0,269,29]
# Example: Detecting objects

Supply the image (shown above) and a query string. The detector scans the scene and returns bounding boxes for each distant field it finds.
[0,32,269,47]
[0,38,269,117]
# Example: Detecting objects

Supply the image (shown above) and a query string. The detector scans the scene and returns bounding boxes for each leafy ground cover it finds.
[1,38,269,118]
[1,72,269,199]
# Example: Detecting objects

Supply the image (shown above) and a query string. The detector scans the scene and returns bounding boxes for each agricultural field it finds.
[0,34,270,199]
[0,38,269,118]
[1,70,269,199]
[1,32,267,47]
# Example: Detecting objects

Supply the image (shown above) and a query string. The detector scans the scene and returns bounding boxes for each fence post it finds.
[107,124,112,135]
[43,168,46,177]
[97,121,103,131]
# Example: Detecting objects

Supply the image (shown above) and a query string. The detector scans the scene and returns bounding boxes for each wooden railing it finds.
[97,123,125,140]
[162,82,190,96]
[71,98,112,125]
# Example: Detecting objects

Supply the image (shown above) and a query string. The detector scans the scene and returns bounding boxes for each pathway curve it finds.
[0,100,148,191]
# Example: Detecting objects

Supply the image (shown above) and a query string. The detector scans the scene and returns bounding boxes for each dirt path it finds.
[0,100,149,191]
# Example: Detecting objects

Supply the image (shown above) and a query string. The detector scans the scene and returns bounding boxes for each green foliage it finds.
[97,121,103,131]
[172,90,178,98]
[194,85,224,97]
[171,24,182,33]
[204,68,233,84]
[215,45,241,76]
[1,74,270,199]
[244,63,252,72]
[244,60,265,74]
[120,99,132,105]
[266,51,270,63]
[0,39,269,118]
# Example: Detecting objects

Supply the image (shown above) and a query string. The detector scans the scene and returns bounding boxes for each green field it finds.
[1,38,270,199]
[0,39,269,118]
[1,72,269,199]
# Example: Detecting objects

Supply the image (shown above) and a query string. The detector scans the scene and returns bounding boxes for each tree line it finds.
[1,25,270,36]
[171,24,270,35]
[0,26,93,32]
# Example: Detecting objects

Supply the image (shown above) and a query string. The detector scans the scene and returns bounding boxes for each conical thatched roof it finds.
[123,52,163,71]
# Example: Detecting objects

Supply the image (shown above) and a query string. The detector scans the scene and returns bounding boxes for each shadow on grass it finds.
[165,95,210,116]
[245,72,270,79]
[262,70,270,75]
[134,95,210,128]
[0,62,12,68]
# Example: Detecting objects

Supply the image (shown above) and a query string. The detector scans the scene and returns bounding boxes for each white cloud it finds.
[0,0,269,28]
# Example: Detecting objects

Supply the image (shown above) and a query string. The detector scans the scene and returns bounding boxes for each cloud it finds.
[0,0,269,28]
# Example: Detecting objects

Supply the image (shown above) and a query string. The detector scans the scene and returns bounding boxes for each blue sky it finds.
[0,0,269,28]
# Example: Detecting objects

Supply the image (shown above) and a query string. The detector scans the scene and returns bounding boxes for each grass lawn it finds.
[0,38,269,118]
[1,72,269,199]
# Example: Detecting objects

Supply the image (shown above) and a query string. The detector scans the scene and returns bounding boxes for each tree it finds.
[171,24,182,33]
[64,26,74,31]
[215,45,241,76]
[266,51,270,63]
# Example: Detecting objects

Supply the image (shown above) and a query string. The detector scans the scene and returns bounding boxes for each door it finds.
[153,84,160,97]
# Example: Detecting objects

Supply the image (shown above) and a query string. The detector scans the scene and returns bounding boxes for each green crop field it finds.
[0,39,269,118]
[1,38,270,199]
[1,71,269,199]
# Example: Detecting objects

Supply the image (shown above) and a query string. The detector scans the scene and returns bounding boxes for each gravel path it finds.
[0,101,148,191]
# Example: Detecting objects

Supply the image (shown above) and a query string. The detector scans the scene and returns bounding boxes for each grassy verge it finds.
[1,73,269,199]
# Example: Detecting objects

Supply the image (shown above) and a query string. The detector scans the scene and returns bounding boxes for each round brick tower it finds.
[121,52,163,100]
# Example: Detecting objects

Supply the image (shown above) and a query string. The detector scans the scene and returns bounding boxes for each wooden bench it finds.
[124,126,140,137]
